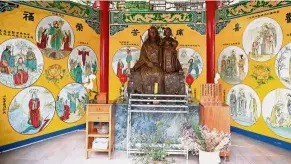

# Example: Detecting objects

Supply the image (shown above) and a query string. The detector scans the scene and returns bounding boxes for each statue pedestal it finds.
[112,99,200,151]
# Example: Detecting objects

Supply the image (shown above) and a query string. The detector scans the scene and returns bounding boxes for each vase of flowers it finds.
[180,124,231,164]
[133,122,175,164]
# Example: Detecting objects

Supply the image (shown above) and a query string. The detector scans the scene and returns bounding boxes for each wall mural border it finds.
[5,1,100,34]
[218,0,291,21]
[110,11,206,35]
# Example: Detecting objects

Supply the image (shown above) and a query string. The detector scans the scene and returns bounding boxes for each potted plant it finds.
[181,124,231,164]
[133,122,175,164]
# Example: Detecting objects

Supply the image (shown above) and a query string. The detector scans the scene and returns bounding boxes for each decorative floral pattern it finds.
[45,64,65,87]
[251,65,274,88]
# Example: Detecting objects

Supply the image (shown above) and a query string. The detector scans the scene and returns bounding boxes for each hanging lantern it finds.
[119,73,127,83]
[93,0,98,9]
[186,74,194,86]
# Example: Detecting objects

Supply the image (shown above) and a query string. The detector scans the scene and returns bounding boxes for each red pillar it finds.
[100,1,109,102]
[206,1,216,83]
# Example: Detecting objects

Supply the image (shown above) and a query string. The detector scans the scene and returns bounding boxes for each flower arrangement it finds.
[133,122,175,164]
[181,124,231,155]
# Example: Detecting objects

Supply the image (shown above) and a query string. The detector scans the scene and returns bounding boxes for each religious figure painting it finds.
[112,47,140,78]
[243,17,283,62]
[8,86,55,135]
[68,46,98,84]
[56,83,88,123]
[262,89,291,138]
[275,43,291,89]
[36,16,74,60]
[218,46,248,84]
[178,48,203,79]
[0,38,43,88]
[227,84,261,127]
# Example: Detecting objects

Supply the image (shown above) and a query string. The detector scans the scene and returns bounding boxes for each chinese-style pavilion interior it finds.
[0,0,290,164]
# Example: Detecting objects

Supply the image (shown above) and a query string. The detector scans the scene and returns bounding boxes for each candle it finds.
[154,83,158,94]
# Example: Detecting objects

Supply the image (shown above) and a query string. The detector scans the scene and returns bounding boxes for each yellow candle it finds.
[154,83,158,94]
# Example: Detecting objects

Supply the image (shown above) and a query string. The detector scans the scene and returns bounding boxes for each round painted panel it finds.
[243,17,283,62]
[0,38,44,88]
[56,83,88,123]
[227,84,261,126]
[218,46,248,84]
[275,43,291,89]
[8,86,55,135]
[178,47,203,79]
[68,46,98,84]
[262,89,291,138]
[36,16,74,60]
[112,47,140,78]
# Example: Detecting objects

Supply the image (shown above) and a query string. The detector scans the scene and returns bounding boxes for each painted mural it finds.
[8,86,55,135]
[227,84,261,127]
[242,17,283,62]
[216,3,291,144]
[0,38,43,88]
[262,89,291,138]
[276,43,291,89]
[178,47,203,79]
[68,46,98,83]
[218,46,248,84]
[56,83,88,123]
[36,16,74,60]
[0,1,100,149]
[112,47,140,78]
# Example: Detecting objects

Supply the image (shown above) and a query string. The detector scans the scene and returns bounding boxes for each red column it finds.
[206,0,216,83]
[100,1,109,102]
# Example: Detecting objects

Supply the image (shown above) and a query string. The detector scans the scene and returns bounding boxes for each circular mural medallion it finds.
[178,47,203,79]
[275,43,291,89]
[218,46,248,84]
[36,16,74,60]
[68,46,98,84]
[262,88,291,138]
[243,17,283,62]
[0,38,44,88]
[227,84,261,126]
[56,83,88,123]
[8,86,55,135]
[112,47,140,78]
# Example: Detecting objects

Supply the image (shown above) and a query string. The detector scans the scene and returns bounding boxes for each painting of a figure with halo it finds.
[56,83,88,123]
[178,47,203,79]
[275,43,291,89]
[0,38,43,88]
[68,46,98,84]
[8,86,55,135]
[262,89,291,138]
[218,46,248,84]
[227,84,261,126]
[36,16,74,60]
[112,47,140,78]
[243,17,283,62]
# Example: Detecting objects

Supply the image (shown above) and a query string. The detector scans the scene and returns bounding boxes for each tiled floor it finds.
[0,131,290,164]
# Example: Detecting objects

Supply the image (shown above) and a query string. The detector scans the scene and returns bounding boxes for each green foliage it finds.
[133,122,175,164]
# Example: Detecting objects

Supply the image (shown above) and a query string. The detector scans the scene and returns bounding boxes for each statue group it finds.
[128,26,185,95]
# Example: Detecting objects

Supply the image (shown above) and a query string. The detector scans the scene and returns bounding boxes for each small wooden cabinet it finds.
[86,104,115,159]
[199,104,231,160]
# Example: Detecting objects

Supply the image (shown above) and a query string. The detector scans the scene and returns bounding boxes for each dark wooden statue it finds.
[128,26,185,95]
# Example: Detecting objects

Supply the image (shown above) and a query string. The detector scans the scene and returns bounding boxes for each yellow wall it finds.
[216,6,291,143]
[109,24,206,102]
[0,4,100,146]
